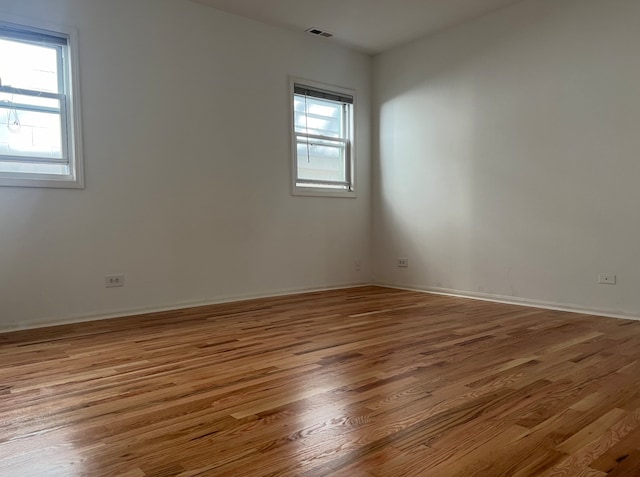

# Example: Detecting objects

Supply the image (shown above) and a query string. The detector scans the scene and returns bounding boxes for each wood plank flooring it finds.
[2,286,640,476]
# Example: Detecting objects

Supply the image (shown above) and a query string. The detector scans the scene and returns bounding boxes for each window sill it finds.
[0,173,84,189]
[292,186,356,198]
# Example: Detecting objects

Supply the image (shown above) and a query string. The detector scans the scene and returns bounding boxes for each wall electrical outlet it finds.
[105,275,125,288]
[354,260,362,272]
[397,258,409,268]
[598,274,616,285]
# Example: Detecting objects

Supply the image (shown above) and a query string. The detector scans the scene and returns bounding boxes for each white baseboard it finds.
[376,282,640,322]
[5,281,639,335]
[0,282,371,334]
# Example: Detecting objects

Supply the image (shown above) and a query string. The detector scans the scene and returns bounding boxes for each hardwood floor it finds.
[2,286,640,476]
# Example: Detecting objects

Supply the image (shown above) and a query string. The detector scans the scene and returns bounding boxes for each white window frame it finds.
[290,77,356,198]
[0,15,84,189]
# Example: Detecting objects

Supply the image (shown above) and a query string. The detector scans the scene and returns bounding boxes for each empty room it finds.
[2,0,640,475]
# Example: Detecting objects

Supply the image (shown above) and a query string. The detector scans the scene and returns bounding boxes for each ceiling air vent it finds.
[305,27,333,38]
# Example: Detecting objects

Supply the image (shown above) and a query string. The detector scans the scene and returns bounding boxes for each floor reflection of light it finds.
[285,362,380,470]
[0,429,88,477]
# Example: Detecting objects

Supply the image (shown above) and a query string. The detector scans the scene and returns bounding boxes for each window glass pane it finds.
[294,95,343,138]
[0,101,63,159]
[296,138,346,183]
[0,38,60,93]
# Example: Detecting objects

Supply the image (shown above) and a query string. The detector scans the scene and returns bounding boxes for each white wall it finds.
[0,0,372,330]
[373,0,640,316]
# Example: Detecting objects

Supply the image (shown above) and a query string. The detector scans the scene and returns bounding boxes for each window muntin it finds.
[292,80,355,196]
[0,20,82,188]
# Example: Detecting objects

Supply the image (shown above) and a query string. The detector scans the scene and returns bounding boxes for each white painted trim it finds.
[376,282,640,322]
[7,280,639,335]
[0,282,371,334]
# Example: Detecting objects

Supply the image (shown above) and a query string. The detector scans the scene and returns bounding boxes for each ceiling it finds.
[191,0,525,55]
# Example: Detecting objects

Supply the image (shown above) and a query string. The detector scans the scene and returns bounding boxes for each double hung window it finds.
[0,19,83,188]
[292,79,355,197]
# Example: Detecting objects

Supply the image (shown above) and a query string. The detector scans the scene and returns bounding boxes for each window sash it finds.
[0,85,64,107]
[0,78,69,165]
[295,133,351,189]
[296,132,349,146]
[294,101,351,187]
